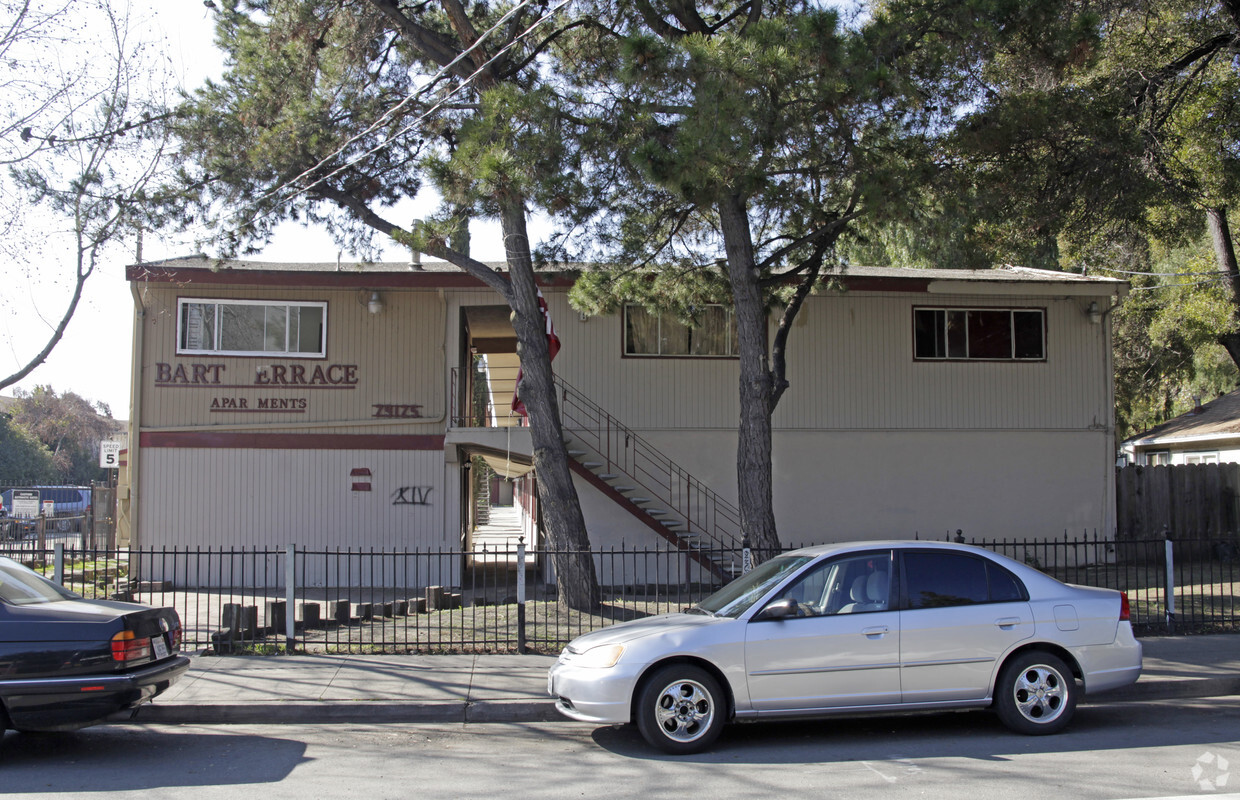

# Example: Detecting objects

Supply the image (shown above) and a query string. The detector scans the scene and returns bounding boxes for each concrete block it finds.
[331,599,351,624]
[299,602,322,628]
[266,600,289,635]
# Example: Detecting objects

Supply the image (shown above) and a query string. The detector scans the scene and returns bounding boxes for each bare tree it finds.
[0,0,173,391]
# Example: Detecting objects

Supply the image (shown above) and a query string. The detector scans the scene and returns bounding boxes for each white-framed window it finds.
[624,304,737,357]
[1144,451,1172,466]
[914,307,1045,361]
[1184,451,1219,465]
[177,299,327,357]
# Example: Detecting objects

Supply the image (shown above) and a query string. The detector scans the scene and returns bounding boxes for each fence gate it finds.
[1116,463,1240,538]
[90,484,117,549]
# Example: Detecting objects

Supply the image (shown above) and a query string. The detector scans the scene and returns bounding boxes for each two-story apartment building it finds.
[121,255,1127,582]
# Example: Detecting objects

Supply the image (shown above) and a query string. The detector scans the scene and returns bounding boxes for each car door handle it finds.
[861,626,889,637]
[994,617,1021,629]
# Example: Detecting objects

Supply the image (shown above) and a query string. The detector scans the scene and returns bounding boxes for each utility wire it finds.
[220,0,572,242]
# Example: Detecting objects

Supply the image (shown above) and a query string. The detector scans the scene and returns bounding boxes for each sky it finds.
[2,1,517,419]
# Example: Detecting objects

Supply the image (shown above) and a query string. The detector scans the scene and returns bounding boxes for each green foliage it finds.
[0,415,57,483]
[10,386,115,485]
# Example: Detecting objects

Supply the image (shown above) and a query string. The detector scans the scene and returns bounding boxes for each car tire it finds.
[995,651,1078,735]
[635,664,726,755]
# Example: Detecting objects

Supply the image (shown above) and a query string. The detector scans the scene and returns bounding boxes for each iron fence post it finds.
[517,537,527,654]
[285,543,296,653]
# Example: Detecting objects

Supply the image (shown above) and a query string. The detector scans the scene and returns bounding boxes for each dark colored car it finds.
[0,556,190,732]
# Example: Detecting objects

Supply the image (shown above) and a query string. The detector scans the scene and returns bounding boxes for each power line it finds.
[212,0,572,245]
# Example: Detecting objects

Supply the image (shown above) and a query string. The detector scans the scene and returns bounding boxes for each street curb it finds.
[1099,676,1240,703]
[126,700,562,726]
[123,680,1240,726]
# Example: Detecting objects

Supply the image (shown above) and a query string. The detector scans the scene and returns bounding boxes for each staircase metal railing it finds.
[554,376,743,551]
[449,366,744,555]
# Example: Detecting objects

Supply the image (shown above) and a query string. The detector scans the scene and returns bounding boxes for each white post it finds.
[516,537,527,654]
[54,542,64,585]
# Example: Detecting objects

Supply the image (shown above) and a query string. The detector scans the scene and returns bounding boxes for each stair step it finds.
[598,474,620,480]
[581,462,605,469]
[611,486,635,493]
[627,497,652,504]
[645,509,670,517]
[567,450,587,458]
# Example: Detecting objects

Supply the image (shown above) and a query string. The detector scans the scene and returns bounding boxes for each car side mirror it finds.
[754,598,798,621]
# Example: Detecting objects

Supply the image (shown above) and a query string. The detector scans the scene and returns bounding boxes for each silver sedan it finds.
[548,541,1142,754]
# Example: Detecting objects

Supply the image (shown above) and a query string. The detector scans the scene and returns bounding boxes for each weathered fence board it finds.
[1117,463,1240,540]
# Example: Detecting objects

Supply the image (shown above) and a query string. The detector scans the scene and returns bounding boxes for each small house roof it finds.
[1124,389,1240,448]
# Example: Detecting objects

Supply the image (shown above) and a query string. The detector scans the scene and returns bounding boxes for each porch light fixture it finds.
[1086,301,1102,324]
[367,291,384,315]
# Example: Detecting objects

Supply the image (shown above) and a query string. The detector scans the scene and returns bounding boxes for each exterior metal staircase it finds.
[554,376,744,577]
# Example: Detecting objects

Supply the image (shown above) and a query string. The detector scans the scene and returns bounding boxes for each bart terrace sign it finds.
[152,361,427,417]
[155,362,358,386]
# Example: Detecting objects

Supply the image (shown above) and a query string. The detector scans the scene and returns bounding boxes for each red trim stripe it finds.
[140,432,445,450]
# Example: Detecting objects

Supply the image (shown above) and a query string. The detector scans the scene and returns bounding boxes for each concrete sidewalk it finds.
[130,634,1240,726]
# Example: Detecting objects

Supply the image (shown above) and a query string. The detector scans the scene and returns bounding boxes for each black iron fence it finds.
[1,533,1235,655]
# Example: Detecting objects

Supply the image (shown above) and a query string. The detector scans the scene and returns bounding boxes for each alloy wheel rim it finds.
[1013,664,1068,724]
[653,679,714,742]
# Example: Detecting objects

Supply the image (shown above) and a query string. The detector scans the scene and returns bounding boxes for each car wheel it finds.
[635,664,726,755]
[995,651,1077,735]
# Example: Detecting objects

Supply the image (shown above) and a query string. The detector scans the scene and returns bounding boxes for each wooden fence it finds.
[1116,463,1240,540]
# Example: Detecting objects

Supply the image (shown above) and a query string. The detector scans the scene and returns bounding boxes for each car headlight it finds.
[573,643,626,669]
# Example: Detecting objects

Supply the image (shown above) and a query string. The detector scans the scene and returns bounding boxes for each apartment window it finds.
[1144,451,1171,466]
[914,307,1045,361]
[178,299,327,357]
[624,304,737,357]
[1184,452,1219,465]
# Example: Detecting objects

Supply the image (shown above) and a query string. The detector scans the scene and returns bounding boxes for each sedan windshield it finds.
[694,555,815,618]
[0,558,79,605]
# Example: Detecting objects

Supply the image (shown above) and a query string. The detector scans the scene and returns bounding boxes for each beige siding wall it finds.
[138,447,452,551]
[136,284,448,434]
[132,278,1117,553]
[540,289,1110,433]
[575,428,1114,547]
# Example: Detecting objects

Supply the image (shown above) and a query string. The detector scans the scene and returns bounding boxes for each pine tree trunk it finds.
[718,194,780,560]
[1207,207,1240,369]
[499,199,600,611]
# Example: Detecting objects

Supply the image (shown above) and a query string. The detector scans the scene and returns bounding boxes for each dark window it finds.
[903,551,1028,607]
[988,565,1027,602]
[914,308,1045,361]
[904,552,990,608]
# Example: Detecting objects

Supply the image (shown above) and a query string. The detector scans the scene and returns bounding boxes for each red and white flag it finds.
[512,287,560,418]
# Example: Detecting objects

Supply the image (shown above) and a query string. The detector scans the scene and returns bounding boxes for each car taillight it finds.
[1119,593,1131,622]
[171,627,182,651]
[111,630,151,663]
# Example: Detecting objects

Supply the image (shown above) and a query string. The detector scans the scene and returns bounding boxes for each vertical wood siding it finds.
[543,289,1111,433]
[139,448,449,551]
[137,285,448,434]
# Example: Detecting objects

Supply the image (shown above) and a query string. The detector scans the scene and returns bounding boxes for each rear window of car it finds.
[0,559,79,605]
[903,551,1028,608]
